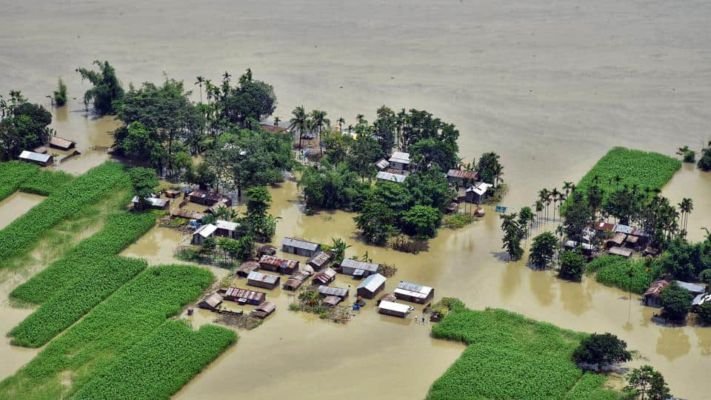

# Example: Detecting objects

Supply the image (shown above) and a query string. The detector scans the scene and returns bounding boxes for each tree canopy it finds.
[624,365,671,400]
[0,91,52,160]
[76,60,124,115]
[572,333,631,370]
[529,231,559,269]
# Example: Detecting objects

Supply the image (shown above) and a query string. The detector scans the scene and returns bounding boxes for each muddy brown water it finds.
[1,0,711,398]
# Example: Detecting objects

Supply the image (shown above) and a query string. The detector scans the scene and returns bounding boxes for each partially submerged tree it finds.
[529,231,559,269]
[660,282,692,322]
[0,91,52,160]
[53,78,67,107]
[573,333,631,371]
[76,60,124,115]
[624,365,671,400]
[500,213,524,261]
[558,250,585,282]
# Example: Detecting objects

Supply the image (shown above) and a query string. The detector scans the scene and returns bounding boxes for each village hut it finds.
[131,196,170,211]
[236,261,260,278]
[192,224,217,245]
[388,151,410,171]
[164,189,181,198]
[594,221,616,234]
[465,182,493,204]
[198,293,223,311]
[394,281,434,304]
[171,209,206,221]
[257,245,277,257]
[283,270,311,291]
[259,255,300,275]
[340,258,379,279]
[49,136,76,150]
[376,171,406,184]
[447,169,478,187]
[281,237,320,257]
[356,273,387,299]
[375,159,390,170]
[33,146,48,154]
[676,281,706,296]
[378,300,412,318]
[251,302,276,319]
[307,251,332,270]
[313,267,337,285]
[215,219,240,239]
[223,287,266,305]
[188,190,231,207]
[19,150,53,166]
[643,280,670,307]
[247,271,281,290]
[608,246,633,258]
[318,285,349,299]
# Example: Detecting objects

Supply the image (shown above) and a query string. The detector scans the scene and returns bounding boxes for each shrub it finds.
[586,256,653,294]
[442,213,475,229]
[559,251,586,282]
[572,333,631,371]
[660,282,692,322]
[529,231,559,269]
[696,302,711,326]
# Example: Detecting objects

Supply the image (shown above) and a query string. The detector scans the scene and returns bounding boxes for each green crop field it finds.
[0,161,39,200]
[18,169,75,196]
[427,303,620,400]
[73,321,237,400]
[586,255,654,294]
[0,265,216,400]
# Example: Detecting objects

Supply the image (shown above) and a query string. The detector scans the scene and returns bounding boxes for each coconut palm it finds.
[550,188,560,221]
[678,198,693,232]
[310,110,330,156]
[194,76,205,103]
[289,106,309,149]
[535,200,544,229]
[538,189,551,223]
[337,117,345,132]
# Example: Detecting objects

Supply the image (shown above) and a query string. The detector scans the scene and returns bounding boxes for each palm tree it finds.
[337,117,345,132]
[310,110,330,156]
[535,200,544,229]
[550,188,560,221]
[538,189,550,223]
[679,198,693,232]
[289,106,309,149]
[194,76,205,103]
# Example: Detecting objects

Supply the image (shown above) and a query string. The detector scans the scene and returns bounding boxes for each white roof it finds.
[341,258,379,273]
[376,171,406,183]
[216,219,239,231]
[389,151,410,164]
[282,237,320,251]
[395,281,433,299]
[375,159,390,169]
[131,196,168,208]
[466,182,493,196]
[378,300,411,314]
[358,273,386,292]
[614,224,634,234]
[194,224,217,238]
[19,150,51,163]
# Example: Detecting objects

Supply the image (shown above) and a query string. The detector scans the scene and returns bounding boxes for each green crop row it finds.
[586,255,654,294]
[18,169,75,196]
[427,306,621,400]
[73,321,237,400]
[12,212,156,305]
[0,162,131,263]
[0,265,215,400]
[0,161,38,200]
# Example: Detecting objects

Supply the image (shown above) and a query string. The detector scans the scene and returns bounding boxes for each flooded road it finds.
[1,0,711,398]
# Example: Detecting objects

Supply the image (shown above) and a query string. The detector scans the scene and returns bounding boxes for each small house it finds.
[236,261,260,278]
[192,224,217,245]
[465,182,493,204]
[643,280,670,307]
[198,293,223,311]
[247,271,281,290]
[340,258,380,278]
[375,159,390,170]
[215,219,240,239]
[19,150,53,166]
[259,255,300,275]
[188,190,231,207]
[49,136,76,150]
[614,224,634,235]
[357,273,387,299]
[594,221,616,233]
[171,209,206,221]
[283,270,312,291]
[318,285,349,299]
[608,246,633,258]
[308,251,332,270]
[606,233,626,248]
[322,296,342,307]
[447,169,478,187]
[394,281,434,304]
[388,151,410,171]
[378,300,412,318]
[251,302,276,319]
[223,287,266,305]
[282,237,320,257]
[313,267,337,285]
[131,196,170,210]
[376,171,406,184]
[257,245,277,257]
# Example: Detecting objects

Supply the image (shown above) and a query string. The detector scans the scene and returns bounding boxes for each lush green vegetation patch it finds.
[0,161,38,200]
[427,307,620,400]
[586,256,654,295]
[72,321,236,400]
[18,169,75,196]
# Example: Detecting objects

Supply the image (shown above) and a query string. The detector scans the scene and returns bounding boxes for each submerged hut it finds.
[643,280,670,307]
[447,169,478,187]
[223,287,266,305]
[378,300,411,318]
[257,245,277,257]
[340,258,379,278]
[188,190,231,207]
[394,281,434,304]
[313,267,337,285]
[608,246,633,258]
[281,237,321,257]
[259,255,300,275]
[356,273,387,299]
[322,296,342,307]
[388,151,410,171]
[131,196,170,211]
[247,271,281,290]
[215,219,240,239]
[198,293,223,311]
[318,285,349,299]
[19,150,53,166]
[49,136,76,150]
[465,182,493,204]
[283,270,312,291]
[236,261,260,278]
[251,302,276,319]
[308,251,332,270]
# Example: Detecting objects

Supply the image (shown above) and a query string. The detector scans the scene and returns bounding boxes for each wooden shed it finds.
[236,261,260,278]
[215,219,240,239]
[313,268,337,285]
[198,293,223,311]
[188,190,231,207]
[322,296,342,307]
[447,169,478,187]
[308,251,332,270]
[259,255,300,275]
[643,280,670,307]
[340,258,379,278]
[223,287,266,305]
[394,281,434,304]
[608,246,633,258]
[251,302,276,319]
[356,273,387,299]
[247,271,280,290]
[281,237,321,257]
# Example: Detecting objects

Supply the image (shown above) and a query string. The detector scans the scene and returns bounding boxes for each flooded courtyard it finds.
[1,0,711,398]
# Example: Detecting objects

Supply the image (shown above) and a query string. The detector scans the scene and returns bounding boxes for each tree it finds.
[354,200,396,245]
[563,191,593,242]
[219,236,254,261]
[128,167,159,200]
[678,198,693,232]
[289,106,309,148]
[698,141,711,171]
[405,169,453,211]
[310,109,329,155]
[624,365,671,400]
[220,70,276,128]
[529,231,559,269]
[373,106,397,157]
[477,152,504,187]
[660,282,692,322]
[558,250,585,281]
[500,213,524,261]
[328,238,350,264]
[572,333,631,371]
[517,207,534,238]
[0,94,53,160]
[53,78,67,107]
[245,186,271,217]
[242,186,277,242]
[401,205,441,239]
[298,163,368,211]
[347,129,380,178]
[76,60,124,115]
[697,302,711,326]
[677,145,696,163]
[699,269,711,287]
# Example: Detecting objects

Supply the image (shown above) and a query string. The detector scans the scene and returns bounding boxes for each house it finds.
[643,280,670,307]
[282,237,320,257]
[357,273,387,299]
[447,169,478,186]
[192,224,217,245]
[131,196,170,210]
[215,219,240,239]
[19,150,53,166]
[257,245,277,257]
[676,281,706,296]
[206,199,231,215]
[318,285,349,299]
[563,240,596,255]
[308,251,332,270]
[388,151,410,171]
[394,281,434,304]
[323,296,343,307]
[171,209,206,221]
[378,300,412,318]
[283,270,312,291]
[340,258,380,278]
[251,302,276,319]
[608,246,633,258]
[375,159,390,170]
[236,261,260,278]
[259,255,300,275]
[465,182,493,204]
[606,233,626,248]
[247,271,281,290]
[594,221,616,233]
[49,136,76,150]
[188,190,231,207]
[614,224,634,235]
[376,171,406,184]
[313,267,337,285]
[223,287,266,305]
[198,293,223,311]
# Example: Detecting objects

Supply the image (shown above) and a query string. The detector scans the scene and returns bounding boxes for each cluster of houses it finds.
[563,221,654,259]
[18,136,78,167]
[643,279,709,310]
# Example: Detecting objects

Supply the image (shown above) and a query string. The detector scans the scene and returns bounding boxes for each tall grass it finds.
[585,255,654,294]
[0,161,38,200]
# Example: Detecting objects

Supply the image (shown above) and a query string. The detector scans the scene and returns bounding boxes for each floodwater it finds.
[1,0,711,398]
[0,192,45,230]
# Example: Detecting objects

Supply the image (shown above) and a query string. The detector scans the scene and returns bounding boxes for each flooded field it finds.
[1,0,710,398]
[0,192,45,230]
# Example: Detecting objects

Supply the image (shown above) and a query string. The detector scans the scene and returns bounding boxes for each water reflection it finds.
[656,328,691,362]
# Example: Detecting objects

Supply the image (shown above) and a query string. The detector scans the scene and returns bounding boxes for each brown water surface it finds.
[0,192,45,230]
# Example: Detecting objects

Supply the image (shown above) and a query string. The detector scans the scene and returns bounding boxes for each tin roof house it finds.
[192,224,217,245]
[388,151,410,171]
[394,281,434,304]
[19,150,53,166]
[282,237,321,257]
[356,273,386,299]
[340,258,379,279]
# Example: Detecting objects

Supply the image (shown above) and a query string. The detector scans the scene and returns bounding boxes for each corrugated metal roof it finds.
[388,151,410,164]
[358,273,386,292]
[676,281,706,294]
[19,150,51,163]
[376,171,406,183]
[308,251,332,267]
[247,271,280,284]
[49,136,75,149]
[282,237,320,251]
[614,224,634,234]
[466,182,492,196]
[447,169,477,180]
[318,285,348,298]
[216,219,239,231]
[194,224,217,238]
[397,281,433,295]
[375,159,390,170]
[341,258,379,273]
[379,300,411,314]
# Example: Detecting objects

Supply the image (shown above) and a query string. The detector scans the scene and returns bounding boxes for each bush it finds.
[529,231,559,269]
[572,333,631,371]
[660,282,692,322]
[559,251,585,282]
[442,213,475,229]
[696,302,711,325]
[586,256,653,294]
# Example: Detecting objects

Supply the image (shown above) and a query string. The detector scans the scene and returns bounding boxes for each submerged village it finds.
[0,59,710,400]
